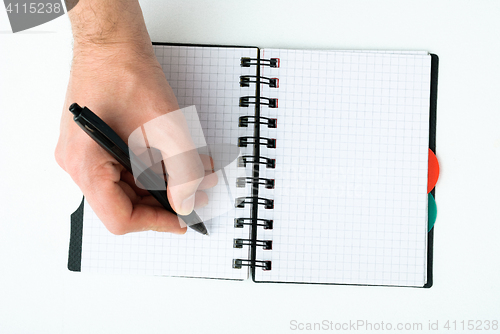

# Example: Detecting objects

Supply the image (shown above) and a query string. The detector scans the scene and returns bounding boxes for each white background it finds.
[0,1,499,333]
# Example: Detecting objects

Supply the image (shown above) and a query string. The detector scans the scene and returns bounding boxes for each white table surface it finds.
[1,1,499,333]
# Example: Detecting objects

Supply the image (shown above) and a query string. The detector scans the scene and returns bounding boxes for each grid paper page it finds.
[79,45,258,279]
[256,49,431,286]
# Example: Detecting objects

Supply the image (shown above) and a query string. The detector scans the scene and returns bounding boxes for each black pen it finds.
[69,103,209,236]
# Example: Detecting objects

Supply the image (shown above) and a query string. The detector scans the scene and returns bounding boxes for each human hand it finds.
[55,27,216,235]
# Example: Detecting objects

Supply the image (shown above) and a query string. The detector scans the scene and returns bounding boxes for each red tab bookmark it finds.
[428,148,439,194]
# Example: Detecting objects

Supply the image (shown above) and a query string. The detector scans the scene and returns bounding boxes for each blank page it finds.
[79,45,258,279]
[256,49,431,286]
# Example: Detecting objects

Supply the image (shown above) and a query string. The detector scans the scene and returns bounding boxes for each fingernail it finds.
[181,194,195,215]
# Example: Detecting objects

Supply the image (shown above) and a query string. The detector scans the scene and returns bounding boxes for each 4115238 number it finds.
[5,2,63,14]
[444,320,498,331]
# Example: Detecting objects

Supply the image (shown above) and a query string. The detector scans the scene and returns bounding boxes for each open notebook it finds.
[68,43,438,288]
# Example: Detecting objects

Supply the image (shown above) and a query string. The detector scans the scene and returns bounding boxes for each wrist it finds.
[72,39,156,68]
[69,0,154,63]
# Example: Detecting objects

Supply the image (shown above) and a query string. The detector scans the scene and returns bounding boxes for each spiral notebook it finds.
[68,43,438,288]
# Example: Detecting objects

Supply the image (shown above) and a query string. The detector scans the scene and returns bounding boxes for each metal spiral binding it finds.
[236,177,275,189]
[233,55,278,272]
[239,116,277,128]
[240,75,279,88]
[237,155,275,168]
[234,238,272,250]
[238,136,276,149]
[232,259,271,270]
[239,96,278,108]
[234,218,273,230]
[241,57,280,68]
[235,197,274,209]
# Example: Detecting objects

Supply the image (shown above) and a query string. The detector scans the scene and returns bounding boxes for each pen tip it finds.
[205,231,210,236]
